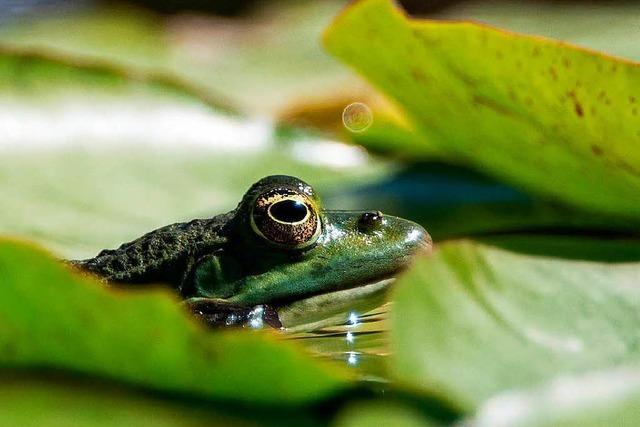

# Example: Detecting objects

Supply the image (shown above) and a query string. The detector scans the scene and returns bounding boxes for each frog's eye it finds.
[251,189,321,249]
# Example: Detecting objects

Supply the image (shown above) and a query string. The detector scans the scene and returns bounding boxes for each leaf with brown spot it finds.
[324,0,640,219]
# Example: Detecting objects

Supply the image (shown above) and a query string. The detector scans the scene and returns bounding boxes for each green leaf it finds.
[0,373,309,427]
[478,235,640,262]
[0,44,233,111]
[469,366,640,427]
[0,238,351,403]
[324,0,640,219]
[0,2,351,115]
[390,241,640,411]
[333,402,436,427]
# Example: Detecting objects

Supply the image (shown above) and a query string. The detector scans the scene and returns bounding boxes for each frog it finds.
[71,175,431,328]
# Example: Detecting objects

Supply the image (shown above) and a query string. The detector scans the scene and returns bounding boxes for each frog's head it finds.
[193,175,432,307]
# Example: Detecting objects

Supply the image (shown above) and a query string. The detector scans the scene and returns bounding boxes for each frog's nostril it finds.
[358,211,384,232]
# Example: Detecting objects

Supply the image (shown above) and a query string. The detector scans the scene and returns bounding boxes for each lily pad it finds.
[0,44,233,111]
[0,1,352,115]
[333,401,436,427]
[0,373,286,427]
[469,366,640,427]
[390,241,640,411]
[324,0,640,219]
[0,238,351,403]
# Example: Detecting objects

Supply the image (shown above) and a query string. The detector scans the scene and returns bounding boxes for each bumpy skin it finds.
[71,175,431,326]
[71,214,232,291]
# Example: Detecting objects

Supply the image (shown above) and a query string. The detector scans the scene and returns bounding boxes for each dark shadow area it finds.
[0,368,462,426]
[327,162,640,261]
[479,234,640,262]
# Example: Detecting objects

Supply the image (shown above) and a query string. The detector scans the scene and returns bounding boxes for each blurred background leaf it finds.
[0,373,311,427]
[468,366,640,427]
[391,241,640,410]
[0,1,351,115]
[0,239,351,403]
[434,0,640,62]
[333,401,436,427]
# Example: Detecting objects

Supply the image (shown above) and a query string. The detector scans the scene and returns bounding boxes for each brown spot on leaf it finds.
[532,47,541,57]
[615,159,640,176]
[591,145,603,156]
[567,90,584,117]
[473,95,514,117]
[549,66,558,81]
[562,58,571,68]
[448,66,476,88]
[411,67,429,84]
[630,96,637,104]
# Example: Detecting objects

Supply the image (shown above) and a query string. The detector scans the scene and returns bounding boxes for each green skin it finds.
[72,175,431,326]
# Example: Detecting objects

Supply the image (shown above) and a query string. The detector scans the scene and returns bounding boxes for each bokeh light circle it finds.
[342,102,373,132]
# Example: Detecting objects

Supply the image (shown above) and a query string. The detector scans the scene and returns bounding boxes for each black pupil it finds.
[270,199,308,223]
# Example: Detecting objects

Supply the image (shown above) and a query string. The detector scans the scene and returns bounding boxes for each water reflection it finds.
[287,303,391,379]
[345,331,354,344]
[347,351,358,366]
[348,311,359,327]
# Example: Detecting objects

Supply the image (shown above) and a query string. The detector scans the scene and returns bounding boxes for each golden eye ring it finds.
[250,189,321,249]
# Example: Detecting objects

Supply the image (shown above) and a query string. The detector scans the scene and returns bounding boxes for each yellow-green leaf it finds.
[333,401,436,427]
[324,0,640,219]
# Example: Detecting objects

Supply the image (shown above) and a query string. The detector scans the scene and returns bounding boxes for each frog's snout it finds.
[354,210,432,259]
[404,222,433,257]
[358,210,430,249]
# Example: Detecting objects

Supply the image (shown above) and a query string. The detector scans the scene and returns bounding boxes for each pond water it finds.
[285,299,391,381]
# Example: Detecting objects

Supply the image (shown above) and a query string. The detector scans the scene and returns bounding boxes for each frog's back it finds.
[71,211,233,288]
